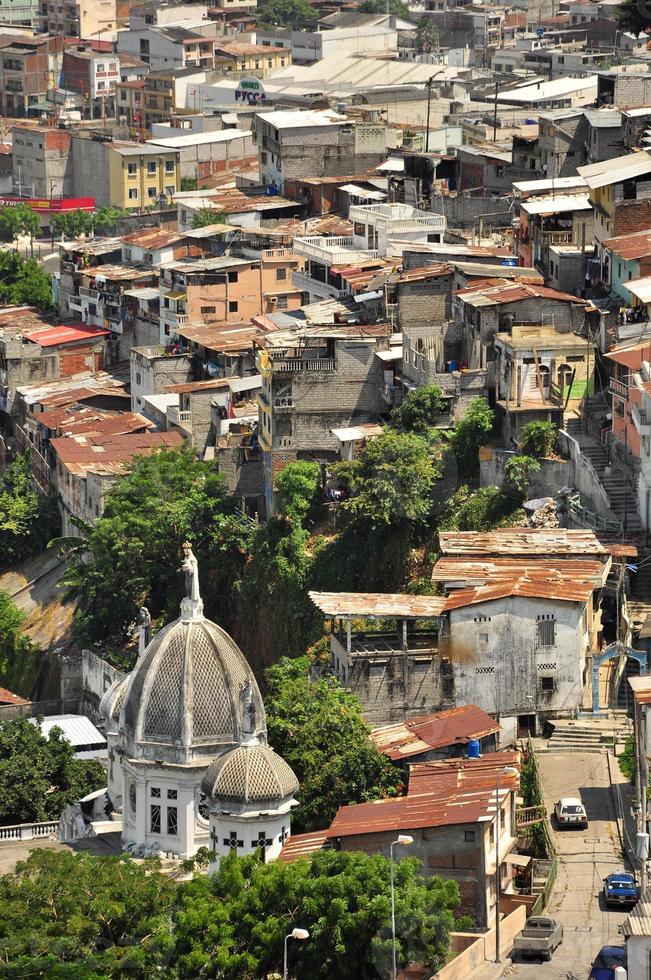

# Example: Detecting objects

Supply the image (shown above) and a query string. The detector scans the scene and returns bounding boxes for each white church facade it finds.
[99,543,299,862]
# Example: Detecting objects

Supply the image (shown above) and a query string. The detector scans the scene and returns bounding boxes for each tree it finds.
[340,429,440,525]
[0,850,176,977]
[616,0,648,35]
[503,454,540,501]
[416,14,439,52]
[191,208,227,229]
[0,453,59,564]
[0,205,40,244]
[264,656,402,832]
[440,485,523,532]
[257,0,313,27]
[275,459,321,525]
[61,447,251,650]
[0,252,53,310]
[520,420,556,458]
[0,718,105,825]
[448,397,494,482]
[359,0,408,14]
[180,177,198,192]
[0,592,41,698]
[92,207,128,235]
[51,208,95,240]
[391,385,444,434]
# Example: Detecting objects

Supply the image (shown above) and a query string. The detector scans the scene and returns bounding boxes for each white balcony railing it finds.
[167,406,192,429]
[160,308,188,328]
[348,204,446,233]
[632,402,651,435]
[292,236,380,268]
[292,269,349,301]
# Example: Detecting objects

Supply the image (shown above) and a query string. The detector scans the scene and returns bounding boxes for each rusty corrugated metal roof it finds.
[438,529,607,557]
[443,578,596,607]
[277,831,330,863]
[431,557,608,588]
[408,751,521,796]
[369,704,500,760]
[309,591,448,619]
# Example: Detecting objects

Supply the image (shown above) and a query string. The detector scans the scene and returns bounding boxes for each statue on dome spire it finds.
[179,542,203,620]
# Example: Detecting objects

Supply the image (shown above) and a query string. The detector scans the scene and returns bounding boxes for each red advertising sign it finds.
[0,196,95,213]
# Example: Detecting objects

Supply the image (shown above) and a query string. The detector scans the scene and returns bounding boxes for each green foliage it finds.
[51,208,95,240]
[0,850,176,976]
[257,0,313,27]
[416,14,439,52]
[520,421,557,458]
[62,447,253,649]
[359,0,408,13]
[180,177,198,192]
[520,745,552,858]
[0,251,53,310]
[391,385,444,434]
[264,656,402,832]
[503,454,540,501]
[448,397,494,482]
[440,485,523,532]
[93,207,128,235]
[340,429,440,525]
[0,592,41,697]
[0,454,59,564]
[191,208,227,229]
[275,460,321,525]
[0,205,40,243]
[619,734,636,782]
[0,718,105,825]
[616,0,648,34]
[0,848,459,978]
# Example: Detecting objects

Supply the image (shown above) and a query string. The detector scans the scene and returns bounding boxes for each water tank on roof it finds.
[467,739,481,759]
[267,185,278,196]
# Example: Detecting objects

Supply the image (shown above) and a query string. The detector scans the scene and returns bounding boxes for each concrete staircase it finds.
[545,714,632,753]
[564,417,642,535]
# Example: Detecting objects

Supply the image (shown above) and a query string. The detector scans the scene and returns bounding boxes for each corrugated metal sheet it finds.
[431,557,608,587]
[628,276,651,305]
[35,714,106,748]
[408,752,520,796]
[602,230,651,261]
[23,324,109,347]
[438,529,607,557]
[331,423,384,441]
[443,578,596,608]
[578,149,651,190]
[309,591,448,618]
[278,831,329,863]
[369,704,500,760]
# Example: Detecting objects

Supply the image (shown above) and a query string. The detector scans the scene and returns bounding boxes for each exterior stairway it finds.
[564,417,642,535]
[545,714,632,752]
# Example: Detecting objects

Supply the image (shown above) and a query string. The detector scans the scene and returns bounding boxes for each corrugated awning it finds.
[505,853,531,867]
[339,183,387,200]
[376,347,402,362]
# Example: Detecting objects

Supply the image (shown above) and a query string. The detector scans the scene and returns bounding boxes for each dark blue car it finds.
[589,945,627,980]
[603,872,638,908]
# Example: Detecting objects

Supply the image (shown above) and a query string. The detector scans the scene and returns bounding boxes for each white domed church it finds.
[99,544,299,862]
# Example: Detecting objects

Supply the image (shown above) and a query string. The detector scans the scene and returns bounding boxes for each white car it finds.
[554,797,588,829]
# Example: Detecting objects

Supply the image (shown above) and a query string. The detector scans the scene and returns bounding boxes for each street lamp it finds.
[494,766,519,964]
[390,834,414,980]
[283,927,309,980]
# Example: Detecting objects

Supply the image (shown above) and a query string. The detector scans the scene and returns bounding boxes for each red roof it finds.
[277,830,329,863]
[0,687,30,706]
[51,430,183,474]
[369,704,500,761]
[23,323,110,347]
[407,751,521,796]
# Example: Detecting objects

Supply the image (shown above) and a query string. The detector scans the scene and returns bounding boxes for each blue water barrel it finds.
[467,739,481,759]
[448,359,458,373]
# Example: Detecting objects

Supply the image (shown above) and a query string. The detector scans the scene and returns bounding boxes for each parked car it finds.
[512,915,563,961]
[589,945,627,980]
[603,872,638,908]
[554,797,588,828]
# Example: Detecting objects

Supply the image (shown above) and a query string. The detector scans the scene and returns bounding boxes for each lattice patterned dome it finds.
[201,742,299,805]
[119,616,267,764]
[99,675,130,731]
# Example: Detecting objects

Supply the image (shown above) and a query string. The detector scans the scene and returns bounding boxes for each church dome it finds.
[201,742,299,806]
[99,675,130,732]
[119,615,267,764]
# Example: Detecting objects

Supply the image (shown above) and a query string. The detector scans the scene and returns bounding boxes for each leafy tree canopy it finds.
[0,252,53,310]
[440,485,523,532]
[520,420,556,458]
[0,592,41,698]
[51,208,95,240]
[416,14,439,51]
[0,848,461,979]
[338,429,440,525]
[359,0,409,14]
[257,0,313,27]
[503,454,540,501]
[0,718,105,825]
[264,656,402,832]
[391,384,444,434]
[0,453,59,564]
[448,397,494,482]
[616,0,649,34]
[275,459,321,525]
[191,208,227,229]
[0,205,40,243]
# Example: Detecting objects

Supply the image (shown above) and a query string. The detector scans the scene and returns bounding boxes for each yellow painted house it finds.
[214,41,290,77]
[108,142,180,210]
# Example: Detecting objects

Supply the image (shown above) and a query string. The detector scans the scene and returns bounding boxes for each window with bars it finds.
[167,806,178,835]
[536,615,556,647]
[150,804,161,834]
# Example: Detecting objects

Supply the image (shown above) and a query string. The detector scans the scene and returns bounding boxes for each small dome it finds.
[100,675,130,731]
[202,742,299,805]
[119,615,266,764]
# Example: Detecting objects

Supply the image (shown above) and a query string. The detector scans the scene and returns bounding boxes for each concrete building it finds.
[255,324,390,514]
[214,40,289,76]
[0,33,64,118]
[38,0,117,37]
[256,22,397,64]
[602,230,651,306]
[622,887,651,980]
[62,50,120,120]
[70,135,179,209]
[350,203,446,254]
[147,128,256,183]
[116,23,220,74]
[12,125,73,198]
[115,79,145,133]
[253,108,397,192]
[516,194,593,280]
[165,375,260,457]
[130,345,192,411]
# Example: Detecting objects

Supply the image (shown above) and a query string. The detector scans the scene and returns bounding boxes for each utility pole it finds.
[492,79,498,142]
[425,76,435,154]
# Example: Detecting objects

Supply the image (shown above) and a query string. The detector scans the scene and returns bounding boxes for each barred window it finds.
[150,804,161,834]
[537,615,555,647]
[167,806,178,835]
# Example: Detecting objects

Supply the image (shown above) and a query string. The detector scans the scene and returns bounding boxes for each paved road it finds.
[508,750,631,980]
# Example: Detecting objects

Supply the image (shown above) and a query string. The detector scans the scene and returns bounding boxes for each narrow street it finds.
[508,748,632,979]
